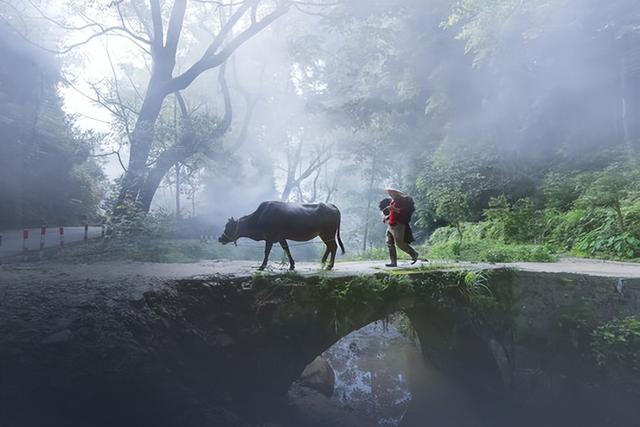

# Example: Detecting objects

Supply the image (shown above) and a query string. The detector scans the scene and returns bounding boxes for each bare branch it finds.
[149,0,164,51]
[216,61,233,135]
[250,2,258,24]
[114,3,152,45]
[205,0,256,59]
[192,0,247,5]
[167,3,289,93]
[26,0,103,32]
[175,91,189,117]
[91,150,128,172]
[165,0,187,57]
[123,71,144,103]
[132,0,153,39]
[73,113,113,125]
[292,0,343,6]
[0,17,133,55]
[105,44,136,145]
[291,0,344,18]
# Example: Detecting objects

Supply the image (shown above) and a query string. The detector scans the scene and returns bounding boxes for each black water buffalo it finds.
[218,201,345,270]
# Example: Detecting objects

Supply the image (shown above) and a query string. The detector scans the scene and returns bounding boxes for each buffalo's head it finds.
[218,217,239,245]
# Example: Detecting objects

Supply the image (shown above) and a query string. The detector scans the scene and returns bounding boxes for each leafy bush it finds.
[592,316,640,371]
[427,236,556,262]
[547,207,640,259]
[483,196,543,243]
[541,171,589,211]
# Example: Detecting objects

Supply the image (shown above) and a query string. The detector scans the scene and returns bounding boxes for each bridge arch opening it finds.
[286,311,508,427]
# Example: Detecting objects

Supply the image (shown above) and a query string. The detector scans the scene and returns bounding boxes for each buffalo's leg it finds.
[258,242,273,270]
[321,245,331,267]
[321,237,338,270]
[280,240,295,270]
[328,240,338,269]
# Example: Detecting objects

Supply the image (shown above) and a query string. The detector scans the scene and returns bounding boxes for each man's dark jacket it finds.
[379,197,415,244]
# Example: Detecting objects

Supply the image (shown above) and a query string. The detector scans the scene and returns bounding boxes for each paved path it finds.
[2,258,639,286]
[501,257,640,278]
[0,226,103,258]
[202,258,640,278]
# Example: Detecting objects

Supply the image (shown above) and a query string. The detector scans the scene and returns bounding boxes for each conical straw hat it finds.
[385,188,405,198]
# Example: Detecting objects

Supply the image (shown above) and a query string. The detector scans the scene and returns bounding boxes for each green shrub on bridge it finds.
[427,227,556,263]
[592,316,640,371]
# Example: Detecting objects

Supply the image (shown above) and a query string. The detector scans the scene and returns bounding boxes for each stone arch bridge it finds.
[1,260,639,427]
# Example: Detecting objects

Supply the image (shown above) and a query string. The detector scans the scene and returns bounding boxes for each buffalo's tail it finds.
[333,204,345,254]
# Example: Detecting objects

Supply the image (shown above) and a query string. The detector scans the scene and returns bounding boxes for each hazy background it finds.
[1,0,639,258]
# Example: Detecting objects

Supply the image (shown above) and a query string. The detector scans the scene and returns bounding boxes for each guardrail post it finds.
[39,225,46,259]
[23,229,28,260]
[59,226,64,248]
[84,223,88,243]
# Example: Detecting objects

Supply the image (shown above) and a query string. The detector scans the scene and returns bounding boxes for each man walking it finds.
[383,188,419,267]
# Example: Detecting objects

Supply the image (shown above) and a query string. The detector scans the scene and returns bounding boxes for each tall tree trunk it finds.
[138,149,181,213]
[111,1,288,218]
[175,163,181,219]
[174,97,181,219]
[362,152,377,252]
[115,80,167,211]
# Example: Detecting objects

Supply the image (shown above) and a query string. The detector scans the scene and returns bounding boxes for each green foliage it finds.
[393,313,418,340]
[416,144,487,234]
[429,239,555,263]
[344,246,413,261]
[419,157,640,262]
[575,230,640,260]
[548,206,640,260]
[444,0,524,66]
[555,300,599,352]
[541,171,588,211]
[484,196,543,243]
[0,30,105,227]
[577,166,636,213]
[427,223,556,262]
[592,316,640,371]
[313,269,509,337]
[462,270,493,302]
[107,204,176,238]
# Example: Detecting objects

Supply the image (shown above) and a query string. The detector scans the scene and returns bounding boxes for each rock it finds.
[41,329,72,345]
[214,334,235,347]
[299,356,335,397]
[288,382,369,427]
[54,317,72,328]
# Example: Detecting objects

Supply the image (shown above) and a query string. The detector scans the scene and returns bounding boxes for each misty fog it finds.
[2,0,639,257]
[2,1,640,426]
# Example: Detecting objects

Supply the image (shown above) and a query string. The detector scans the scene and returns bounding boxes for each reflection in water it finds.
[289,314,485,427]
[322,315,418,426]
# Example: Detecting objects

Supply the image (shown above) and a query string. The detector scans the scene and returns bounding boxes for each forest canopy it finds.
[1,0,639,260]
[0,20,104,228]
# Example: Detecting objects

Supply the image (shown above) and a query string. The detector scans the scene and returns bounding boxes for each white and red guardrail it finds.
[0,223,107,260]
